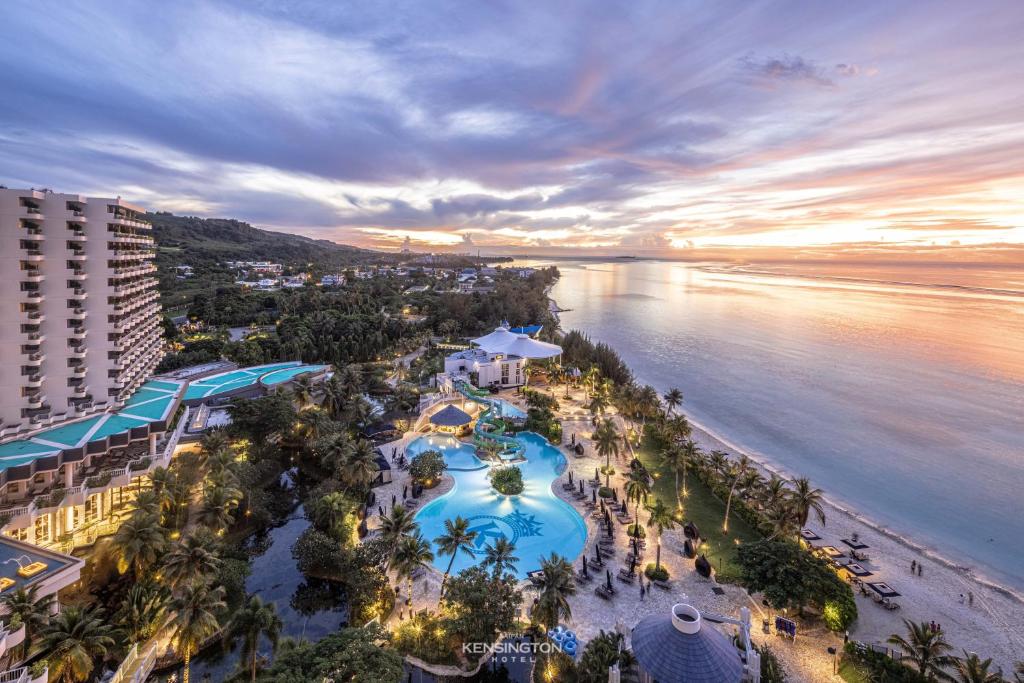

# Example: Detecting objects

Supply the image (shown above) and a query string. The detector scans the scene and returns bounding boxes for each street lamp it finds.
[827,646,837,675]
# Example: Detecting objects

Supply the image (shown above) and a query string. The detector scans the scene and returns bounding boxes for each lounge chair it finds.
[653,579,671,591]
[574,570,593,583]
[617,569,636,583]
[884,600,901,611]
[594,585,614,600]
[625,553,643,565]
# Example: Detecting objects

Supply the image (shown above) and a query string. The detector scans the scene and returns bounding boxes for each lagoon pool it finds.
[494,399,527,420]
[408,432,587,579]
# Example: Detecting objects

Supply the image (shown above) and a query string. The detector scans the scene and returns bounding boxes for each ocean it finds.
[514,258,1024,591]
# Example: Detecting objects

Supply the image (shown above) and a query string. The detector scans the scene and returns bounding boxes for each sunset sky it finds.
[2,0,1023,258]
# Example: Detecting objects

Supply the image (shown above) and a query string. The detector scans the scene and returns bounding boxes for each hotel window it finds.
[8,527,29,542]
[85,495,99,523]
[35,514,50,542]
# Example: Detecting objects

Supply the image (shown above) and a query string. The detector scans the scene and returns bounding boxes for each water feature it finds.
[409,432,587,579]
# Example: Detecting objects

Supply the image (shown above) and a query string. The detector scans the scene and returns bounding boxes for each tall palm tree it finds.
[587,391,610,417]
[645,499,676,571]
[161,533,222,590]
[292,375,315,407]
[950,651,1003,683]
[791,477,827,528]
[228,595,283,683]
[760,475,789,514]
[624,468,651,535]
[320,376,346,420]
[318,432,353,472]
[680,439,700,498]
[295,408,332,444]
[198,485,242,532]
[722,456,751,535]
[199,429,230,462]
[340,440,379,489]
[434,516,478,600]
[635,385,660,430]
[113,512,167,577]
[132,489,162,517]
[393,532,434,603]
[40,606,116,683]
[532,553,576,631]
[659,444,686,510]
[663,388,684,416]
[380,503,418,559]
[169,583,227,683]
[887,619,957,680]
[115,582,169,644]
[482,538,520,579]
[0,584,52,654]
[593,418,621,473]
[707,450,729,481]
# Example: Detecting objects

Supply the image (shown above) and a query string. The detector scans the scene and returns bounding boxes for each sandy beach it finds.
[685,417,1024,673]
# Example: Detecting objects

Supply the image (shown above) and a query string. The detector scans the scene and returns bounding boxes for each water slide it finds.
[454,381,525,459]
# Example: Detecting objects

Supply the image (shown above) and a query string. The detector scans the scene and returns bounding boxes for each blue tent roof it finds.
[631,608,744,683]
[429,404,473,427]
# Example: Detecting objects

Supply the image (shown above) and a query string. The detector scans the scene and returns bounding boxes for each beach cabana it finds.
[499,334,562,359]
[471,326,519,352]
[429,404,473,433]
[631,604,745,682]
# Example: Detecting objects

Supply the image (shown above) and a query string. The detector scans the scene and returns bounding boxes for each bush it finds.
[758,644,787,683]
[644,563,669,581]
[488,465,524,495]
[409,449,445,487]
[626,524,646,539]
[842,642,929,682]
[598,486,613,498]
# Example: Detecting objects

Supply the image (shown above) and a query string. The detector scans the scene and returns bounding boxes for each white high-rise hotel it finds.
[0,188,163,432]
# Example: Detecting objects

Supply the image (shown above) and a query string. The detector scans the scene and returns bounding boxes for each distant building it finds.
[403,285,430,294]
[443,348,525,388]
[320,274,346,287]
[281,274,308,289]
[255,278,279,290]
[175,264,194,278]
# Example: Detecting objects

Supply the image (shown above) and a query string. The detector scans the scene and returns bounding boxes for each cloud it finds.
[739,54,835,87]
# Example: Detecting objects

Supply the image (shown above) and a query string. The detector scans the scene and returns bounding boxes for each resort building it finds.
[439,326,561,391]
[0,189,162,433]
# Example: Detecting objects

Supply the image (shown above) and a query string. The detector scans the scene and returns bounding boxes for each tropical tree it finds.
[722,455,752,534]
[532,553,576,631]
[311,491,355,542]
[663,388,684,416]
[950,651,1003,683]
[393,532,434,604]
[759,475,789,514]
[434,516,478,600]
[379,504,418,556]
[197,485,242,532]
[587,391,610,417]
[482,538,520,579]
[228,595,283,683]
[645,499,676,571]
[659,443,687,510]
[340,440,379,489]
[113,512,167,577]
[762,503,799,541]
[593,418,621,472]
[169,583,227,683]
[161,533,222,590]
[39,606,116,683]
[292,375,315,407]
[0,584,52,654]
[887,619,957,680]
[317,432,353,472]
[115,582,169,644]
[132,489,162,517]
[624,467,651,535]
[295,408,332,444]
[791,477,827,528]
[320,375,346,420]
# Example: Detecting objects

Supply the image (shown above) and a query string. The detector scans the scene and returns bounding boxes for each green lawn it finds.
[633,436,763,581]
[838,657,871,683]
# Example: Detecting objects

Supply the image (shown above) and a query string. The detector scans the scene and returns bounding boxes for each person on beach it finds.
[378,505,384,517]
[918,564,923,577]
[911,560,916,573]
[959,593,965,604]
[968,591,974,606]
[640,582,645,601]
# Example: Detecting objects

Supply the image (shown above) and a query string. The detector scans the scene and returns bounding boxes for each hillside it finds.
[148,212,371,266]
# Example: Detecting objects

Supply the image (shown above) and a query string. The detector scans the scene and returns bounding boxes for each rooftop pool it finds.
[408,432,587,579]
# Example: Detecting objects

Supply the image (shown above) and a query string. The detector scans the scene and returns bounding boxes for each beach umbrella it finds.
[600,500,605,513]
[621,500,628,514]
[592,489,597,504]
[579,480,585,495]
[569,471,573,485]
[629,555,636,574]
[632,538,639,556]
[606,520,613,538]
[606,570,613,591]
[595,467,599,481]
[595,545,602,562]
[612,489,618,502]
[582,556,589,576]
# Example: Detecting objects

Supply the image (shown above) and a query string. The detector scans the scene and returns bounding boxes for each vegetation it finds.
[488,465,525,495]
[260,624,403,682]
[531,553,577,631]
[409,449,445,487]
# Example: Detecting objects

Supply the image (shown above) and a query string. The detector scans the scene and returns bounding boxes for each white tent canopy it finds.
[471,326,519,352]
[499,334,562,359]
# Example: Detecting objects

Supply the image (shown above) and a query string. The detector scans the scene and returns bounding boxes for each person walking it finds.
[918,564,923,577]
[968,591,974,607]
[911,560,916,573]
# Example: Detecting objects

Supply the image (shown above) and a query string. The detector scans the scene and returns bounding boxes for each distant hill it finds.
[147,212,372,267]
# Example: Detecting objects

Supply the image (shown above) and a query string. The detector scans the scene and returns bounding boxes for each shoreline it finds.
[546,291,1024,670]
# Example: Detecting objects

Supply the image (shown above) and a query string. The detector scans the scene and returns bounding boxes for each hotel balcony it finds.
[68,289,87,302]
[67,347,86,360]
[19,206,44,220]
[67,231,87,243]
[22,270,44,284]
[21,289,43,302]
[70,364,87,377]
[24,309,45,323]
[22,329,44,343]
[69,327,87,341]
[23,352,45,366]
[70,384,88,398]
[21,249,44,263]
[24,374,43,389]
[66,251,87,262]
[25,392,46,408]
[22,226,44,239]
[67,210,87,222]
[68,307,87,321]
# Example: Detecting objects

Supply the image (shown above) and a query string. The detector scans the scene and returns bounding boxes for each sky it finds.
[2,0,1024,259]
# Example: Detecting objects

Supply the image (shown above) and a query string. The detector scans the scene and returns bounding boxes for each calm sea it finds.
[514,259,1024,590]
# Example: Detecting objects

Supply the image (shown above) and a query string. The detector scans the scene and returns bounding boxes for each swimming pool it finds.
[494,400,527,420]
[408,432,587,579]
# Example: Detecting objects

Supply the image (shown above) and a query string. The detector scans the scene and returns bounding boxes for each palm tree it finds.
[39,605,116,683]
[951,651,1003,682]
[706,450,729,481]
[760,475,789,514]
[295,408,332,444]
[482,538,520,579]
[663,388,684,416]
[113,512,167,577]
[593,418,621,473]
[588,391,610,417]
[680,439,700,498]
[659,444,686,510]
[645,499,676,572]
[532,553,576,631]
[624,467,651,536]
[198,485,241,532]
[791,477,827,528]
[762,502,799,541]
[434,516,478,600]
[1,584,52,654]
[393,532,434,603]
[318,432,353,472]
[228,595,283,683]
[583,367,600,400]
[132,489,162,517]
[340,440,379,489]
[199,429,230,461]
[115,582,169,643]
[380,503,418,556]
[635,385,660,430]
[320,375,346,419]
[161,532,222,590]
[169,583,226,683]
[311,491,353,541]
[722,456,751,534]
[292,375,315,407]
[887,619,956,680]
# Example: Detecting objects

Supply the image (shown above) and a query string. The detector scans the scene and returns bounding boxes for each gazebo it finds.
[429,404,473,434]
[631,604,747,683]
[471,326,520,352]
